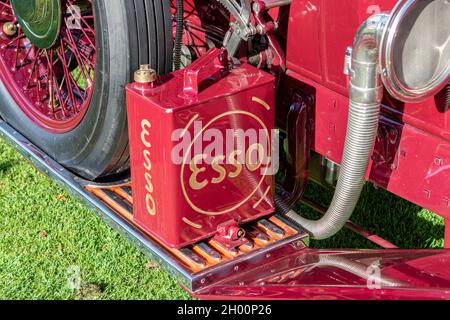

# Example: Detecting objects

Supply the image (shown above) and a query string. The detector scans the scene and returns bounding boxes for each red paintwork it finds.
[286,0,398,96]
[285,0,450,221]
[126,49,276,248]
[193,249,450,300]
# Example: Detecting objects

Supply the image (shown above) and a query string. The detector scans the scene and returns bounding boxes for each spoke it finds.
[25,48,42,89]
[61,27,93,89]
[0,0,96,125]
[56,40,78,112]
[66,0,95,46]
[61,36,95,70]
[2,33,25,48]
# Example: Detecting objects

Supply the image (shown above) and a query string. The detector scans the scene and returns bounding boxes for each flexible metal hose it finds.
[315,255,406,287]
[174,0,184,70]
[276,14,388,240]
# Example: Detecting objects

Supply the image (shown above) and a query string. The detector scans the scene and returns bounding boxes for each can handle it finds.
[183,48,228,96]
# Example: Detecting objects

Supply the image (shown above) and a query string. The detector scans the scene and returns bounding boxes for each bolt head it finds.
[3,22,17,36]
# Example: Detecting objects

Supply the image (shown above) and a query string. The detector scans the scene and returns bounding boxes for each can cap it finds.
[134,65,157,84]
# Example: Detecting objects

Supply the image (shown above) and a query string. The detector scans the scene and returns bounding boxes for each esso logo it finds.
[188,143,267,191]
[180,110,272,216]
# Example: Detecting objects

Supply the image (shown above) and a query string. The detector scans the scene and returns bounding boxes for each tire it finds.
[0,0,173,180]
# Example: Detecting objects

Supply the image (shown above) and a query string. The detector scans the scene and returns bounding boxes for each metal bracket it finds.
[218,0,254,56]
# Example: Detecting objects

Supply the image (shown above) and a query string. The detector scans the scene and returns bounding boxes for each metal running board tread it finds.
[0,119,309,293]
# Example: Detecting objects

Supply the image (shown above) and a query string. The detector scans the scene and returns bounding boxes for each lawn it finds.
[0,138,444,300]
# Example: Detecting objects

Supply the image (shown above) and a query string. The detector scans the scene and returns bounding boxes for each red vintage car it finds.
[0,0,449,300]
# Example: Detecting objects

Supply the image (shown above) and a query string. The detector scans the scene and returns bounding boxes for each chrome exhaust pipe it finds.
[277,14,388,240]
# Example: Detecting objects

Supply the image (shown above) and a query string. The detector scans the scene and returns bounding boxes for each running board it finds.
[0,119,309,293]
[4,119,450,300]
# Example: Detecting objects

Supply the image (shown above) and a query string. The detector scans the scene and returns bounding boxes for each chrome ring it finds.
[380,0,450,103]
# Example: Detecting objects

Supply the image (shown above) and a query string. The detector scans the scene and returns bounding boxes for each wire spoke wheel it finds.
[171,0,230,68]
[0,0,95,132]
[0,0,172,180]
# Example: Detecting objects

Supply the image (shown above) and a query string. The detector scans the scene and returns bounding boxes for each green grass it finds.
[0,138,444,300]
[0,140,190,300]
[300,183,444,250]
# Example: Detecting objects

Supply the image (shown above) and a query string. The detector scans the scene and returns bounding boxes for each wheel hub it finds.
[0,0,96,132]
[11,0,61,49]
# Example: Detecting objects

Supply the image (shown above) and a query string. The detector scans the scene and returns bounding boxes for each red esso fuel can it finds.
[126,49,276,248]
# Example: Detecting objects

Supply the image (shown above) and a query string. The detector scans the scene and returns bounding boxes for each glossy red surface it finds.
[285,0,450,221]
[194,249,450,300]
[126,49,276,248]
[286,0,398,96]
